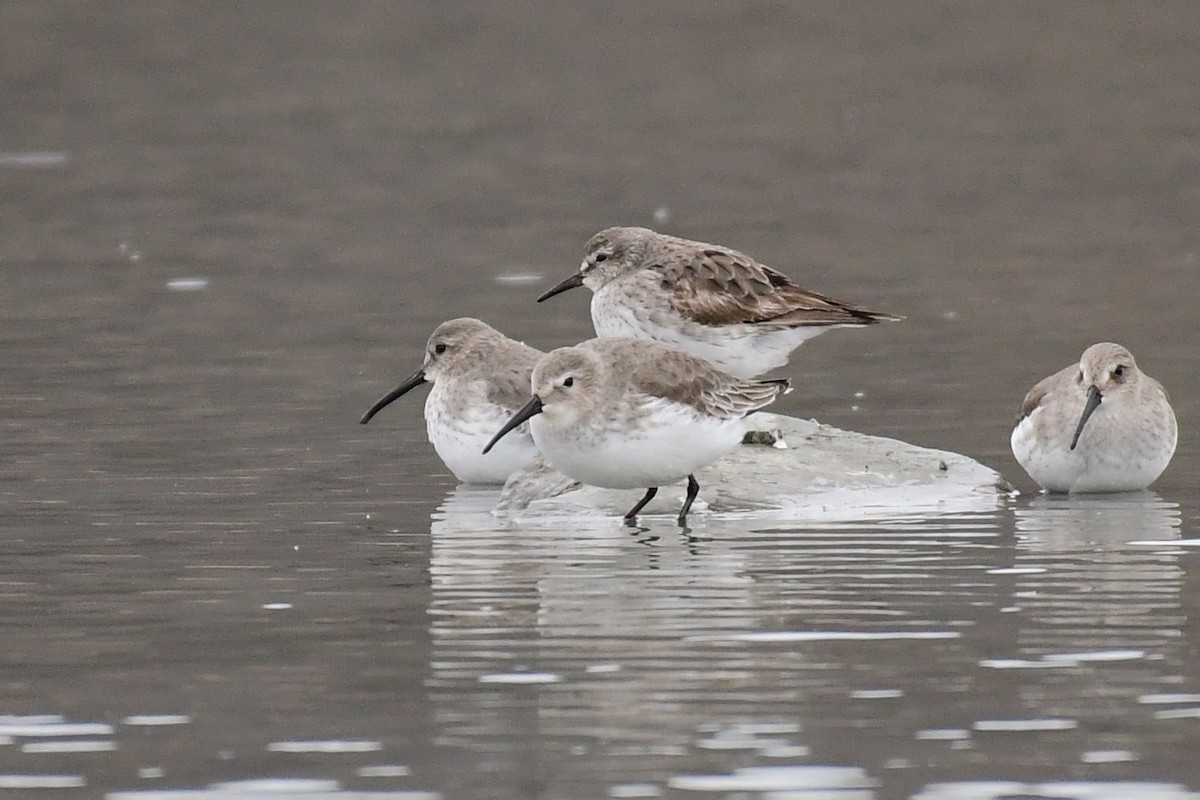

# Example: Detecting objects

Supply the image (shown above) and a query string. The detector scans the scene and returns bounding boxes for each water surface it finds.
[2,3,1198,798]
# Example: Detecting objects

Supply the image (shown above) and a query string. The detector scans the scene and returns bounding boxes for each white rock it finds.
[489,413,1011,522]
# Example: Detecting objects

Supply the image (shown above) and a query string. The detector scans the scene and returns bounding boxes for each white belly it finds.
[1011,407,1176,493]
[425,391,537,484]
[531,400,746,489]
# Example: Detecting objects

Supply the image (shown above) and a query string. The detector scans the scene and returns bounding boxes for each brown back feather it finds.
[482,339,543,413]
[657,241,899,327]
[595,338,787,419]
[1016,365,1073,422]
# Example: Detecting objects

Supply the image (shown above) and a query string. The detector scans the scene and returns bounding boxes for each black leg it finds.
[677,474,700,525]
[624,487,658,521]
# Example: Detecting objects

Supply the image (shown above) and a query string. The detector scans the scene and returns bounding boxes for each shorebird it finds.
[361,318,541,484]
[537,226,901,378]
[483,337,789,524]
[1011,342,1176,493]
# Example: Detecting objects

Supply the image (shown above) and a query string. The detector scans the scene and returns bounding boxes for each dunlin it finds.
[483,337,789,524]
[537,226,901,378]
[1011,342,1176,493]
[361,318,541,484]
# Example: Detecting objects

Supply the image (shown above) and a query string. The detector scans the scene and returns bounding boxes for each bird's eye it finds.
[594,253,608,263]
[1113,365,1125,378]
[563,376,574,388]
[434,343,447,355]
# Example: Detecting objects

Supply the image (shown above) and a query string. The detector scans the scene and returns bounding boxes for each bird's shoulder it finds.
[1017,364,1075,421]
[482,341,543,413]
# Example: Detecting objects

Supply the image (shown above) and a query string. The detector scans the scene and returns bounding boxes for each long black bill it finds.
[1069,384,1103,451]
[536,272,585,302]
[359,368,427,424]
[482,395,544,454]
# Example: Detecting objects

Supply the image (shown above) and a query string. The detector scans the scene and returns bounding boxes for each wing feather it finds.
[610,339,788,419]
[484,341,544,414]
[658,240,899,327]
[1017,365,1074,422]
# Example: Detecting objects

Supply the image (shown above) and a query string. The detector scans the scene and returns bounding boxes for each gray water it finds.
[2,3,1199,798]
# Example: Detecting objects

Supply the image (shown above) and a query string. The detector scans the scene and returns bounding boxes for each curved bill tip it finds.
[482,395,544,454]
[536,272,585,303]
[1069,384,1103,451]
[359,368,426,424]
